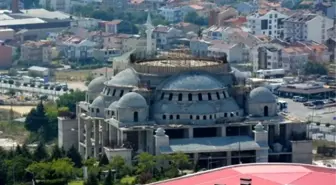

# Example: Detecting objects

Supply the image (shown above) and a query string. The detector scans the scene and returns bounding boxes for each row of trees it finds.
[24,90,85,142]
[0,141,191,185]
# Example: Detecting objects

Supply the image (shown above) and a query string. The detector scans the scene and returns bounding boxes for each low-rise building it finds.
[208,42,249,63]
[0,41,12,68]
[28,66,50,77]
[158,6,184,23]
[153,25,183,49]
[0,28,14,41]
[59,36,97,61]
[20,40,53,64]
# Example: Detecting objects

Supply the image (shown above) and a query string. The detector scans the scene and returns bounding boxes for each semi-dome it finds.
[117,92,147,108]
[159,72,224,91]
[108,101,118,109]
[88,76,107,92]
[90,96,105,108]
[106,68,139,87]
[249,87,276,104]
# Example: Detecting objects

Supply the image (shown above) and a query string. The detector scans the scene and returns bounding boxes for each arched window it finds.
[119,90,124,97]
[169,115,173,120]
[107,110,110,115]
[178,93,183,101]
[224,113,227,117]
[208,93,212,100]
[223,91,226,98]
[214,114,216,119]
[96,108,100,113]
[176,115,180,119]
[188,93,192,101]
[210,115,212,119]
[196,115,200,120]
[203,115,207,120]
[91,108,94,113]
[230,113,234,117]
[198,93,203,101]
[169,93,173,101]
[160,93,165,100]
[111,111,115,116]
[112,89,116,96]
[264,106,269,116]
[236,112,239,116]
[133,111,138,122]
[216,92,220,100]
[190,115,193,119]
[163,115,166,120]
[106,88,111,95]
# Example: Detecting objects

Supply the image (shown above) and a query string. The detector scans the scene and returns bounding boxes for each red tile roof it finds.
[149,163,336,185]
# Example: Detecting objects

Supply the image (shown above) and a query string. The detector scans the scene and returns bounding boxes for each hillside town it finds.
[0,0,335,184]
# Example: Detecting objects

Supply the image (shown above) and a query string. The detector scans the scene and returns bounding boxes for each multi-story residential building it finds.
[60,36,97,61]
[153,26,183,49]
[20,40,53,64]
[39,0,70,12]
[0,41,12,68]
[283,13,334,44]
[251,43,283,71]
[208,42,249,63]
[281,46,309,72]
[189,38,211,57]
[158,6,184,23]
[247,10,288,39]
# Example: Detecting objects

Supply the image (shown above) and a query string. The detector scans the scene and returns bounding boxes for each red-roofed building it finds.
[149,163,336,185]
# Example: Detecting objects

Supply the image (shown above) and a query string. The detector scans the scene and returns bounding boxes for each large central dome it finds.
[159,72,225,91]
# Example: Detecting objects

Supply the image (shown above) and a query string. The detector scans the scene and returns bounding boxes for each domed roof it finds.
[88,76,107,92]
[117,92,147,108]
[106,68,139,87]
[108,101,118,109]
[90,96,105,108]
[155,102,217,114]
[249,87,276,104]
[159,72,224,91]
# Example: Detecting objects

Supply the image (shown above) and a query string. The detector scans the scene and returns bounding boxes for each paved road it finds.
[279,98,336,124]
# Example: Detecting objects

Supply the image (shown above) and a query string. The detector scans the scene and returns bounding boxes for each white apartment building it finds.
[247,10,288,39]
[60,37,97,61]
[39,0,70,12]
[283,13,334,44]
[251,43,283,71]
[158,6,184,23]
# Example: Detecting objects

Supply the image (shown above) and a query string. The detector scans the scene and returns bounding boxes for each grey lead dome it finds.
[249,87,276,103]
[90,96,105,108]
[87,76,107,93]
[117,92,147,108]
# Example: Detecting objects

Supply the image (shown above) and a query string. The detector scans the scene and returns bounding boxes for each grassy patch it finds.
[312,140,336,149]
[69,180,84,185]
[55,70,91,81]
[0,121,29,143]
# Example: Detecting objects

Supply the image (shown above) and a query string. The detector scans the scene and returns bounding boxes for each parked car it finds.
[303,102,314,107]
[293,96,308,102]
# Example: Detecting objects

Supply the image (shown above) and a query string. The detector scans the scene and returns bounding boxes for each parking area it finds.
[279,97,336,124]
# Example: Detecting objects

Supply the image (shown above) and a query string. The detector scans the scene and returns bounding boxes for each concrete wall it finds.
[291,140,313,164]
[0,44,12,68]
[58,117,78,151]
[248,102,277,117]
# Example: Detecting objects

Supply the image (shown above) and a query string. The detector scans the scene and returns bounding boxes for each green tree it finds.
[56,90,85,113]
[15,145,23,156]
[170,152,190,170]
[5,156,33,184]
[50,145,64,160]
[84,172,99,185]
[103,170,113,185]
[135,152,155,174]
[120,175,136,185]
[33,142,49,161]
[99,153,109,166]
[184,12,208,26]
[67,145,82,168]
[0,159,7,185]
[304,61,328,75]
[25,101,48,133]
[21,143,32,159]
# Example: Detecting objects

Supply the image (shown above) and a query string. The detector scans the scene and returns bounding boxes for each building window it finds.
[96,108,99,113]
[107,110,110,115]
[203,115,207,120]
[112,111,115,116]
[208,93,212,100]
[106,88,111,95]
[169,115,173,120]
[178,93,183,101]
[274,14,277,18]
[168,93,173,101]
[230,113,234,117]
[198,93,203,101]
[269,14,272,18]
[91,108,94,113]
[223,91,226,98]
[210,115,212,119]
[112,89,116,96]
[161,93,165,100]
[134,111,138,122]
[190,115,193,119]
[236,112,239,116]
[224,113,227,117]
[176,115,180,119]
[196,115,200,120]
[163,115,166,120]
[188,93,192,101]
[216,92,220,100]
[119,90,124,97]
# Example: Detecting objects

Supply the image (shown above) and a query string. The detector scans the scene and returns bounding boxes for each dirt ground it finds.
[0,105,34,115]
[55,70,91,81]
[67,81,88,91]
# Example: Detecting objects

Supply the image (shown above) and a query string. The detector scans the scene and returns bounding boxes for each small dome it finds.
[159,72,224,91]
[254,122,264,131]
[106,68,139,87]
[108,101,118,109]
[90,96,105,108]
[117,92,147,108]
[155,128,166,136]
[88,76,107,92]
[249,87,276,104]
